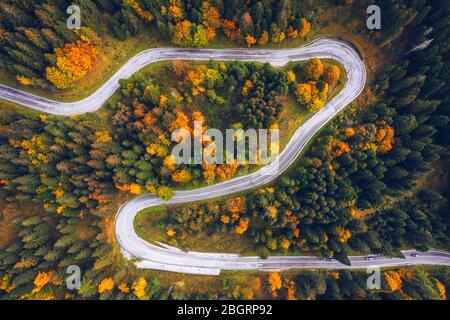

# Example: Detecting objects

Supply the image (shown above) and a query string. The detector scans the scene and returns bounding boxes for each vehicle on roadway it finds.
[364,256,374,261]
[410,253,419,257]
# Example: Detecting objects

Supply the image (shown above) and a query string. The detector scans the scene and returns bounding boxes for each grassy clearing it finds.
[115,58,345,192]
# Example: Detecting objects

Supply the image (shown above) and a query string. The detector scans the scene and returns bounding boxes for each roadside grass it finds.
[0,99,43,118]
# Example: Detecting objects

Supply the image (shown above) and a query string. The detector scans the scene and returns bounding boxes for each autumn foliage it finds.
[98,277,115,294]
[324,65,341,86]
[33,271,53,293]
[123,0,153,22]
[46,30,99,89]
[268,272,282,297]
[304,58,324,81]
[132,277,148,300]
[245,34,256,48]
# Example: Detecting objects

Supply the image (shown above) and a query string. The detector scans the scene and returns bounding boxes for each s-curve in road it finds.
[3,37,449,274]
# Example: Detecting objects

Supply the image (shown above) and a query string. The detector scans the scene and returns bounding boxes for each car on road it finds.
[410,253,419,257]
[325,258,335,262]
[364,256,374,261]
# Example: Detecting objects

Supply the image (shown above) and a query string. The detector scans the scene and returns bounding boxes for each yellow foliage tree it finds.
[345,127,356,137]
[287,71,296,83]
[159,94,168,107]
[265,205,278,220]
[304,58,324,81]
[201,1,221,30]
[234,218,249,234]
[171,169,192,183]
[280,237,291,250]
[132,277,148,300]
[295,83,312,105]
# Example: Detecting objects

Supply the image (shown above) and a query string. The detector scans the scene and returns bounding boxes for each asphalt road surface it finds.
[2,38,449,275]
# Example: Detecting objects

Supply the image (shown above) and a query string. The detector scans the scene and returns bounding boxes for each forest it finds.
[0,0,449,300]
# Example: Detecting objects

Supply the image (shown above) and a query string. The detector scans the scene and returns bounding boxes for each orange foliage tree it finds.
[258,31,269,45]
[16,75,32,86]
[33,271,53,293]
[132,277,148,300]
[171,169,192,183]
[234,218,249,234]
[329,137,350,158]
[46,35,98,89]
[384,271,402,292]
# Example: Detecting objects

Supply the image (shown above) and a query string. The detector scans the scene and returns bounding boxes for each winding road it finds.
[1,38,449,275]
